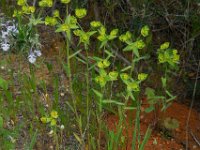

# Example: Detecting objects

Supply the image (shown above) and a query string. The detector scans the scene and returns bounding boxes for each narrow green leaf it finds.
[29,130,38,150]
[123,44,135,52]
[89,56,103,62]
[165,90,174,98]
[100,40,107,49]
[102,99,125,106]
[92,89,103,98]
[105,50,114,57]
[0,76,8,90]
[161,77,167,88]
[121,66,132,72]
[133,55,150,63]
[73,133,82,144]
[75,56,86,64]
[62,63,70,77]
[144,105,155,113]
[124,107,136,110]
[69,49,82,59]
[133,48,139,57]
[145,87,155,98]
[139,127,152,150]
[0,116,3,128]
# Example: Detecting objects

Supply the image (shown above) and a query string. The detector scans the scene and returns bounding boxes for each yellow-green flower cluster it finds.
[120,73,130,81]
[70,16,78,24]
[160,42,170,50]
[95,60,119,87]
[17,0,26,6]
[60,24,70,32]
[44,10,60,26]
[97,26,107,41]
[120,73,141,92]
[75,8,87,19]
[39,0,53,7]
[76,30,88,43]
[21,6,35,14]
[119,31,132,43]
[172,49,180,62]
[141,25,150,37]
[95,68,108,87]
[53,10,60,18]
[158,42,180,65]
[97,59,110,69]
[138,73,148,81]
[97,27,119,43]
[90,21,102,28]
[95,75,107,87]
[108,71,119,81]
[45,16,58,26]
[61,0,71,4]
[40,110,59,126]
[13,10,23,17]
[55,16,78,32]
[73,29,96,45]
[95,71,119,87]
[136,40,145,49]
[14,0,35,16]
[127,81,140,92]
[110,29,119,37]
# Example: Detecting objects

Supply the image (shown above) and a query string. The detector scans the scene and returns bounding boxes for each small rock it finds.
[1,66,5,70]
[141,107,145,112]
[193,145,197,149]
[140,115,144,120]
[175,128,181,132]
[60,92,65,97]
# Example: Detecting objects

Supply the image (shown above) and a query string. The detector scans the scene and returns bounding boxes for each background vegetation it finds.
[0,0,200,149]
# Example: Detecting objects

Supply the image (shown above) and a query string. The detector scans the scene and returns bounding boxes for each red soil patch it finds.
[106,101,200,150]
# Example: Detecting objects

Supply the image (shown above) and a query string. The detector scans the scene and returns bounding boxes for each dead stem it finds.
[186,60,200,149]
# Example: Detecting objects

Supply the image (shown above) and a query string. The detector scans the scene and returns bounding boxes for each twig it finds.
[186,60,200,150]
[33,0,37,6]
[107,44,131,66]
[190,130,200,147]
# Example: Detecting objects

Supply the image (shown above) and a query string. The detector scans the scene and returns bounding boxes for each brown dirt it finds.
[106,101,200,150]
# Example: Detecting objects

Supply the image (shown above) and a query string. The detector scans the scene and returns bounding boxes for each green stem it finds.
[85,46,90,148]
[130,51,135,76]
[65,5,84,149]
[97,88,103,150]
[132,100,141,150]
[85,46,90,123]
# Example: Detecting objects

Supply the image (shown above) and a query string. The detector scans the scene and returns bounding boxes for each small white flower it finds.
[1,31,9,39]
[48,130,54,136]
[60,92,65,97]
[1,23,6,27]
[7,26,13,32]
[7,25,18,34]
[1,43,10,51]
[8,135,16,143]
[1,66,5,70]
[12,27,18,34]
[60,125,65,130]
[34,50,42,57]
[28,52,36,64]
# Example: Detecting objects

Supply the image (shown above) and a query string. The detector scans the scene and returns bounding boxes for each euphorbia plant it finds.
[41,1,92,148]
[92,24,180,149]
